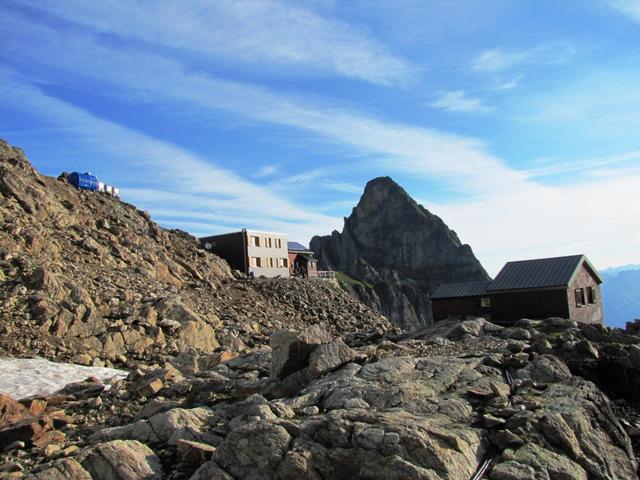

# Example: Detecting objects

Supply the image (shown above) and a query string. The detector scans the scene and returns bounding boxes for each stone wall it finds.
[568,263,603,324]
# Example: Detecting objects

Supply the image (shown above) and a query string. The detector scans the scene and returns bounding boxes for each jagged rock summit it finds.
[311,176,489,330]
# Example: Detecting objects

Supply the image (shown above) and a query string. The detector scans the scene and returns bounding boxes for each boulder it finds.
[516,355,572,383]
[176,321,219,353]
[270,325,331,379]
[32,458,92,480]
[189,461,234,480]
[215,421,293,480]
[29,266,66,301]
[501,327,532,341]
[447,318,485,340]
[306,338,356,380]
[90,407,214,446]
[80,440,163,480]
[155,297,219,352]
[176,439,216,467]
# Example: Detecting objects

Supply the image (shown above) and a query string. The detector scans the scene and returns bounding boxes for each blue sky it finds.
[1,0,640,275]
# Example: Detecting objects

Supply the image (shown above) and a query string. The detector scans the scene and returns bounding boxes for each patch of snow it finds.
[0,357,129,400]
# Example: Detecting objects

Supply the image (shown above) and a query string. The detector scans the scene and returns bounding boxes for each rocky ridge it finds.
[0,138,393,367]
[310,177,489,331]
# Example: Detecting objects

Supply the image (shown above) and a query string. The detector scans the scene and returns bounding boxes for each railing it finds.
[315,270,336,280]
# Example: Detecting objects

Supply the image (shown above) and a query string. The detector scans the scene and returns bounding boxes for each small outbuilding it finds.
[431,254,603,324]
[287,242,318,278]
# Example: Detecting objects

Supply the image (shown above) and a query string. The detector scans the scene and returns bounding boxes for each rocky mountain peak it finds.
[311,177,489,330]
[349,176,431,231]
[359,176,410,205]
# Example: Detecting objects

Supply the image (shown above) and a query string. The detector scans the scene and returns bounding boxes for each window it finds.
[268,257,274,268]
[283,258,288,268]
[575,288,585,307]
[249,236,260,247]
[480,297,491,308]
[275,238,281,249]
[249,257,262,268]
[586,286,596,304]
[266,237,273,248]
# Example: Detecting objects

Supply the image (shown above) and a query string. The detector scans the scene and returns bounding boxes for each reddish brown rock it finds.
[0,417,52,450]
[32,429,66,449]
[176,439,216,467]
[0,394,30,426]
[18,398,48,417]
[137,378,164,398]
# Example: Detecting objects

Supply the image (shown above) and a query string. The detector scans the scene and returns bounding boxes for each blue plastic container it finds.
[69,172,99,191]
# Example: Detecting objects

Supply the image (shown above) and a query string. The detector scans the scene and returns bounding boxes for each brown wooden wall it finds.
[431,296,491,321]
[491,288,570,324]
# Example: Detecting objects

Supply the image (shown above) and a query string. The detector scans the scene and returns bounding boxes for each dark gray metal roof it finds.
[488,254,598,291]
[431,280,491,299]
[288,241,310,252]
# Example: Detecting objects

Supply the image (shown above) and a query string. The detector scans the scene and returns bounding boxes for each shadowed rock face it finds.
[311,176,489,330]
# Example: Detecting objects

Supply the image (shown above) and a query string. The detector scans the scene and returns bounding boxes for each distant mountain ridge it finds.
[601,266,640,328]
[602,264,640,277]
[310,176,489,330]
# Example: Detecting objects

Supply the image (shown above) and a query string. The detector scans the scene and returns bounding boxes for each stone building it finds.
[431,254,603,324]
[201,229,289,278]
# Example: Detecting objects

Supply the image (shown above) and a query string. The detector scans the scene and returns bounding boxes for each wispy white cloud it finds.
[496,75,523,90]
[515,68,640,139]
[14,0,415,86]
[0,73,341,243]
[522,150,640,178]
[0,15,527,196]
[429,90,490,113]
[472,48,529,72]
[3,9,639,274]
[269,169,326,189]
[608,0,640,21]
[320,180,363,193]
[254,165,280,178]
[472,45,574,72]
[264,171,360,194]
